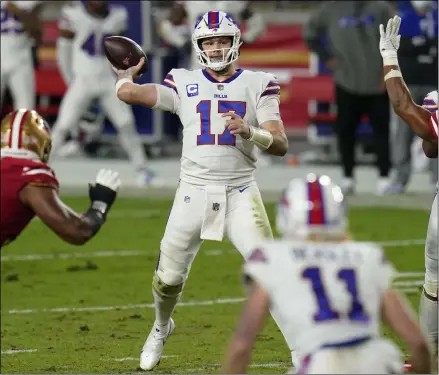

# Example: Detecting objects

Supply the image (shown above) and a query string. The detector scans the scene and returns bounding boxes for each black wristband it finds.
[84,208,106,236]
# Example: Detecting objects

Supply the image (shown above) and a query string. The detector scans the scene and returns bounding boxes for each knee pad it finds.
[154,250,189,288]
[424,278,438,300]
[152,273,183,298]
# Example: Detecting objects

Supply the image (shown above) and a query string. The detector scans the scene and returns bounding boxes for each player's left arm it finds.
[222,279,270,374]
[6,1,43,44]
[379,16,437,143]
[422,139,438,158]
[240,2,265,44]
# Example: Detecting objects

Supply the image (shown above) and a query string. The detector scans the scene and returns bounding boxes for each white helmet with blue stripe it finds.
[422,90,438,113]
[276,174,348,239]
[192,10,242,71]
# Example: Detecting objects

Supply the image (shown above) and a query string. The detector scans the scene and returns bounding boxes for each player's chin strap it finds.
[248,126,273,150]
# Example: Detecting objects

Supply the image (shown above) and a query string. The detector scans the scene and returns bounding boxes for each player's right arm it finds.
[6,1,43,44]
[381,289,432,374]
[372,248,432,373]
[223,279,269,374]
[114,59,180,114]
[56,5,77,85]
[20,169,121,246]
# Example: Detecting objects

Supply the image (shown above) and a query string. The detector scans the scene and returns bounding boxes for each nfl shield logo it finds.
[212,203,220,211]
[217,84,224,91]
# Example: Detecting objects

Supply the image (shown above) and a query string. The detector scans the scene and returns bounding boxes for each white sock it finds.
[419,290,438,349]
[152,288,180,333]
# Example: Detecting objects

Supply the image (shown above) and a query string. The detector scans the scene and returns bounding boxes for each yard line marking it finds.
[377,239,425,247]
[1,249,146,262]
[34,210,163,220]
[184,362,291,372]
[396,272,424,278]
[7,297,246,315]
[394,280,423,287]
[6,279,423,316]
[1,349,38,355]
[0,238,426,262]
[106,355,179,362]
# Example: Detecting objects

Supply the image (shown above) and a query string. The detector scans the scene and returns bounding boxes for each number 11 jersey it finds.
[163,68,281,186]
[243,240,395,356]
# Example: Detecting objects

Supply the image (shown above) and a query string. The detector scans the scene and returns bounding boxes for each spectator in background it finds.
[303,1,395,195]
[1,1,43,112]
[387,0,438,194]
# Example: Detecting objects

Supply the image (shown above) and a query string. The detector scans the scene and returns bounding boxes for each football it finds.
[103,36,148,74]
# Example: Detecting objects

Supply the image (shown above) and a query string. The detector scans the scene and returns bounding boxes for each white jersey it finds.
[244,240,394,357]
[1,0,40,55]
[162,68,281,186]
[58,3,127,78]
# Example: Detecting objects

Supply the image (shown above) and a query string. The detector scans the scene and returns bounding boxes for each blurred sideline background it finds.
[1,0,436,198]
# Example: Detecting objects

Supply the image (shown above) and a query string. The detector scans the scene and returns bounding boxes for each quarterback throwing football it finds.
[112,11,290,371]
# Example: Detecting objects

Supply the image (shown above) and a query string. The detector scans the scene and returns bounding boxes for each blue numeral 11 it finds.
[302,267,369,323]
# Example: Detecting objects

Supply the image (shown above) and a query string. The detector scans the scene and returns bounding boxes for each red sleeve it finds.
[21,162,59,191]
[429,110,438,140]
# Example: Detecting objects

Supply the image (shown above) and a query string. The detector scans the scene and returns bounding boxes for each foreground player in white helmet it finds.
[1,0,43,110]
[50,0,158,186]
[112,10,289,370]
[223,174,432,374]
[379,15,438,371]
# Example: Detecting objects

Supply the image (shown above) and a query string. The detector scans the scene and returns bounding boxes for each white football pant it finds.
[298,338,403,374]
[156,180,272,286]
[0,48,35,110]
[50,75,146,169]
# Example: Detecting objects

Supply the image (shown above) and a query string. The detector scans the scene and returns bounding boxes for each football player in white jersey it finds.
[112,10,289,370]
[1,0,43,111]
[159,1,271,166]
[380,16,438,371]
[50,0,157,186]
[223,174,432,374]
[159,1,265,70]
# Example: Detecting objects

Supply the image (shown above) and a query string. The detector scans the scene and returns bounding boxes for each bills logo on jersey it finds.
[186,84,199,97]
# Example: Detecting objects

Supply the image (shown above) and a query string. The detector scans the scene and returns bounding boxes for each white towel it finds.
[200,185,227,241]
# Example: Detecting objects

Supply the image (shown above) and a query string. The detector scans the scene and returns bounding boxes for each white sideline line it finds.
[1,349,38,355]
[7,297,246,315]
[0,238,426,262]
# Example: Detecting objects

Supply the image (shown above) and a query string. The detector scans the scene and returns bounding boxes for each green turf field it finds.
[0,197,429,374]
